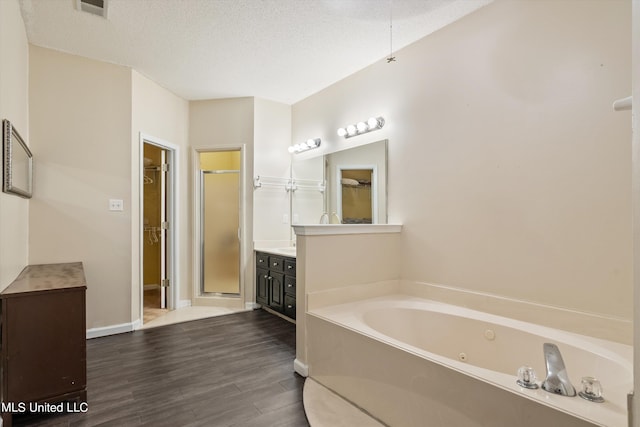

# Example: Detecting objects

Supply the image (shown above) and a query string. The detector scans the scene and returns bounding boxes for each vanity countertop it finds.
[254,247,296,258]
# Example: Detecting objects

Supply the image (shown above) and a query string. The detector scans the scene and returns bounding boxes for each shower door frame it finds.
[192,145,247,303]
[200,168,241,295]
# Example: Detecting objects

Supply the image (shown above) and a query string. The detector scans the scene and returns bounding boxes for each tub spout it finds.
[541,343,576,397]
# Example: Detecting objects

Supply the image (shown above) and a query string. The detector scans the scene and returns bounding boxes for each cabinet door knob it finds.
[273,262,278,266]
[287,284,292,288]
[287,305,293,309]
[287,265,292,269]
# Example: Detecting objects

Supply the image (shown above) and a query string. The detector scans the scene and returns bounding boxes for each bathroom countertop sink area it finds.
[255,247,297,257]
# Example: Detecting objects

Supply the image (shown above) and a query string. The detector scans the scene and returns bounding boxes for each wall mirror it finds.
[292,139,387,224]
[3,119,33,199]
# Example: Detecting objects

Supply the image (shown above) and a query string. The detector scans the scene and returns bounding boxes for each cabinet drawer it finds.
[284,276,296,296]
[256,252,269,267]
[284,259,296,275]
[269,256,285,272]
[284,294,296,320]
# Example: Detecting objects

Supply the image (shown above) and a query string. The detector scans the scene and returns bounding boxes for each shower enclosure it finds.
[199,151,241,295]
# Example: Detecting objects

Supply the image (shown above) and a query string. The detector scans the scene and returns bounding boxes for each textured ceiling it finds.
[19,0,491,104]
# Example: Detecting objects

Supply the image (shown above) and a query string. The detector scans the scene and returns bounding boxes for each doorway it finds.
[142,141,174,324]
[336,166,378,224]
[199,150,242,296]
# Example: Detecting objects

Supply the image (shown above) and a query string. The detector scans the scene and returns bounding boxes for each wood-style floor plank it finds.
[12,310,309,427]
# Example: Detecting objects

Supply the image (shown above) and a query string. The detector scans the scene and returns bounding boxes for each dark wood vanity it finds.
[255,251,296,320]
[0,262,87,426]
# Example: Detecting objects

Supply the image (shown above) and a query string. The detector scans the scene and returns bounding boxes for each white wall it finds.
[253,98,292,242]
[29,46,132,329]
[0,0,29,290]
[292,1,632,329]
[131,70,189,317]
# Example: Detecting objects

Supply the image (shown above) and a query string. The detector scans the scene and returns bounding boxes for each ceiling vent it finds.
[76,0,108,18]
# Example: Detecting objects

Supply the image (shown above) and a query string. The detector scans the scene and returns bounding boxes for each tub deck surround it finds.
[291,224,403,378]
[307,294,632,427]
[292,223,402,236]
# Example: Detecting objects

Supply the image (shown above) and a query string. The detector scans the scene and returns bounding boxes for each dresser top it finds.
[2,262,86,296]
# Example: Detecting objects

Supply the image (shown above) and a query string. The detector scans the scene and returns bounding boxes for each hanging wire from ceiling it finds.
[386,1,396,63]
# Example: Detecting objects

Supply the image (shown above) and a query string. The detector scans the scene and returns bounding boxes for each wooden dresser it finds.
[0,262,87,426]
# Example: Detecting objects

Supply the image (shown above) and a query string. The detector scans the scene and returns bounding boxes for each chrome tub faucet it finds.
[541,343,576,397]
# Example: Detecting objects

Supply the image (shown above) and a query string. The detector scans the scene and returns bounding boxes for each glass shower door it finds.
[201,170,240,295]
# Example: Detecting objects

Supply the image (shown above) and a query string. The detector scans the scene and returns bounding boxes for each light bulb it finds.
[306,139,315,147]
[367,117,379,129]
[337,128,347,137]
[288,146,296,153]
[346,124,357,136]
[356,122,367,133]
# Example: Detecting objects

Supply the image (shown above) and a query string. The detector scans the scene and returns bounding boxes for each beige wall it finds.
[189,98,255,304]
[131,70,190,315]
[0,0,29,290]
[29,46,132,329]
[292,0,632,322]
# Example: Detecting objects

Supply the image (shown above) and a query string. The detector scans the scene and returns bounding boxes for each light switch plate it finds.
[109,199,124,211]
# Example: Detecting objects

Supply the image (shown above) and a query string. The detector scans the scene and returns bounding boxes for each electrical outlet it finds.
[109,199,124,211]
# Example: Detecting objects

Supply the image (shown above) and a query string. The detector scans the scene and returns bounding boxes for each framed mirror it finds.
[292,139,387,224]
[3,119,33,199]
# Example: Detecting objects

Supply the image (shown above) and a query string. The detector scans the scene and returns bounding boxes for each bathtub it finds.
[306,294,632,427]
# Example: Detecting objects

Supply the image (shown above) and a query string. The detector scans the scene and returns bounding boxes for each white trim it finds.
[192,145,247,304]
[178,299,192,308]
[294,358,309,377]
[293,224,402,236]
[135,133,180,327]
[246,302,260,310]
[87,322,136,339]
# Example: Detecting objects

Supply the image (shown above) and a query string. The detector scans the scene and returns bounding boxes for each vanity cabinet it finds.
[0,263,87,427]
[255,252,296,320]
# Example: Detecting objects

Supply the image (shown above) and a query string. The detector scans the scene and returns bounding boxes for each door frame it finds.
[335,164,378,224]
[192,145,246,303]
[135,133,179,325]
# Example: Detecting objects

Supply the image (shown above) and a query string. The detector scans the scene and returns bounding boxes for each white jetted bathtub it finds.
[307,295,632,427]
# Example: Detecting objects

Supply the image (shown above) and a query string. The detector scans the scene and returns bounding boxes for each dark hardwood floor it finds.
[12,309,309,427]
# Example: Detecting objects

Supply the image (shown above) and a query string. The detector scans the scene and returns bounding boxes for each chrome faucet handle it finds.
[516,366,539,389]
[541,343,576,397]
[579,376,604,403]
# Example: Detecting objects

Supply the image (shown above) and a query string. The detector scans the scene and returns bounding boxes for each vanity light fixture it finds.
[337,116,385,139]
[288,138,321,154]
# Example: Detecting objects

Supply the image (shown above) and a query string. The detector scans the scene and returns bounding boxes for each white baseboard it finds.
[86,321,137,339]
[294,358,309,377]
[178,299,192,308]
[245,302,260,310]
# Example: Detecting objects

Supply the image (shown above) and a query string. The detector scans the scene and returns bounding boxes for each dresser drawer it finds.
[283,294,296,319]
[269,256,285,272]
[284,276,296,296]
[284,259,296,276]
[256,252,269,267]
